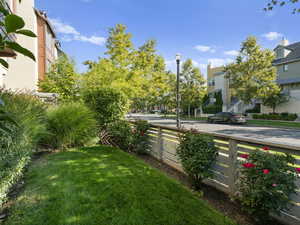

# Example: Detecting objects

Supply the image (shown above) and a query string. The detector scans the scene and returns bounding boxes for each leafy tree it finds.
[180,59,206,117]
[262,90,290,113]
[105,24,134,68]
[0,0,36,68]
[225,36,279,105]
[265,0,300,14]
[38,55,80,101]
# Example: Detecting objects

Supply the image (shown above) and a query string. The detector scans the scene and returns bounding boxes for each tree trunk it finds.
[188,104,191,117]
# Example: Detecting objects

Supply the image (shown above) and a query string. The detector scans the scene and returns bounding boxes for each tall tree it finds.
[225,36,279,105]
[265,0,300,14]
[105,24,134,68]
[38,55,80,101]
[180,59,206,117]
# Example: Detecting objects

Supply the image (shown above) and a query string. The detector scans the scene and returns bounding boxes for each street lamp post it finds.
[176,53,181,128]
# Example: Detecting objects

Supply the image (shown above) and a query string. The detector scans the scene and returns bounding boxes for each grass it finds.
[247,119,300,129]
[5,146,236,225]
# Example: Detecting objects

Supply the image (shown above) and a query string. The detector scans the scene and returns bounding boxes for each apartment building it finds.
[207,64,231,112]
[262,39,300,114]
[0,0,61,91]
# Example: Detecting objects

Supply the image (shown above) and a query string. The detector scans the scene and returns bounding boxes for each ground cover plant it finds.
[4,146,236,225]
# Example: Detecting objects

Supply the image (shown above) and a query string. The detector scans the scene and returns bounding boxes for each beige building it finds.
[207,64,231,111]
[0,0,61,91]
[207,64,256,113]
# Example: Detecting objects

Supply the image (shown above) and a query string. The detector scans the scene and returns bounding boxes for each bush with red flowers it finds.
[132,120,150,154]
[237,147,298,222]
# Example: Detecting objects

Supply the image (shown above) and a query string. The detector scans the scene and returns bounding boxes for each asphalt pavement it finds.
[129,113,300,148]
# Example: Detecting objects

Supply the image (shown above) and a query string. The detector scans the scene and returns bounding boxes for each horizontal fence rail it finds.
[144,123,300,225]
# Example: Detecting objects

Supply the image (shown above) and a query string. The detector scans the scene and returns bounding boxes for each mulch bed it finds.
[136,153,285,225]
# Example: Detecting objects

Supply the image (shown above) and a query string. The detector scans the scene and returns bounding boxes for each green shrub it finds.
[177,130,218,189]
[0,90,47,206]
[252,113,298,121]
[44,102,97,149]
[202,105,222,114]
[106,120,133,151]
[132,120,150,154]
[238,148,298,222]
[82,87,128,128]
[245,104,261,114]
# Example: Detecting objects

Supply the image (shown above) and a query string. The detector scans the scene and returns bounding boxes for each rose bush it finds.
[237,147,298,222]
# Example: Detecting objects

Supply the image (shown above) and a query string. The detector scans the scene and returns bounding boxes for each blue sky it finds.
[36,0,299,77]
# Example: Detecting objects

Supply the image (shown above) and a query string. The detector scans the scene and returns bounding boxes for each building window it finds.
[283,64,288,72]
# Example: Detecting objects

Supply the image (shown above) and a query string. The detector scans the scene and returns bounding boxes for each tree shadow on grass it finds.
[5,146,235,225]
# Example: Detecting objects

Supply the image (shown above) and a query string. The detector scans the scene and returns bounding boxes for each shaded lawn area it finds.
[5,146,236,225]
[247,119,300,129]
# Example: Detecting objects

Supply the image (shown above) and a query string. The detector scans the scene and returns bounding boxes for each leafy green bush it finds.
[177,130,218,189]
[106,120,133,151]
[82,87,128,128]
[252,113,298,121]
[44,102,97,149]
[0,90,47,206]
[238,148,298,222]
[245,104,261,114]
[202,105,222,114]
[104,120,150,154]
[132,120,150,154]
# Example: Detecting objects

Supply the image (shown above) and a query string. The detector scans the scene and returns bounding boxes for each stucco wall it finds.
[261,90,300,115]
[3,0,38,91]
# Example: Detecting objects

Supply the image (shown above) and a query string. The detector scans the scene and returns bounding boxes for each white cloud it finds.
[194,45,216,53]
[208,58,234,67]
[49,19,79,35]
[224,50,239,56]
[50,18,106,46]
[262,32,283,41]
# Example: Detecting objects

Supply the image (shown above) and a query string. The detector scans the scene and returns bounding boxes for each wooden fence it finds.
[146,123,300,225]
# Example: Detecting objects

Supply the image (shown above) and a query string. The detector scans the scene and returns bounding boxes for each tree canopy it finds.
[225,36,279,104]
[265,0,300,14]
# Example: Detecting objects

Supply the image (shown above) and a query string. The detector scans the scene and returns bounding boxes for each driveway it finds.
[129,113,300,148]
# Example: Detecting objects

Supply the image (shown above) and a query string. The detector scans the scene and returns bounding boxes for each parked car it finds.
[208,112,246,124]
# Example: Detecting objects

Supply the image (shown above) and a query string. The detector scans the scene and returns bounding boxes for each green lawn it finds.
[5,146,235,225]
[247,119,300,129]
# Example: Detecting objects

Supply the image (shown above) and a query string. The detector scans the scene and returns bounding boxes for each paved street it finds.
[129,113,300,148]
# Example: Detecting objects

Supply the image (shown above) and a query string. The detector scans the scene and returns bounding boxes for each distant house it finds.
[262,39,300,114]
[0,0,61,91]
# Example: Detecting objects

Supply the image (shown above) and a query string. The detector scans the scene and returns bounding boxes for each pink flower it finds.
[243,163,255,168]
[272,184,277,187]
[240,154,249,159]
[262,146,270,151]
[263,169,270,174]
[295,168,300,173]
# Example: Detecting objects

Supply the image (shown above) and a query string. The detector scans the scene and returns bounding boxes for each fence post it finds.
[158,127,163,161]
[228,139,238,195]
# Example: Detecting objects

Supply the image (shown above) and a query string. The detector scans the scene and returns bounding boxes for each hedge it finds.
[252,113,298,121]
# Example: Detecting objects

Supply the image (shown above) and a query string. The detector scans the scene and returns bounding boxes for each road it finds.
[129,113,300,148]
